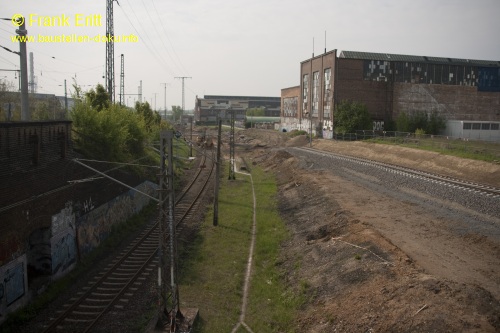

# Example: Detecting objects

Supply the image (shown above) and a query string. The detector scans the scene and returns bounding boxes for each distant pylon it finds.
[29,52,36,93]
[119,54,124,105]
[174,76,191,111]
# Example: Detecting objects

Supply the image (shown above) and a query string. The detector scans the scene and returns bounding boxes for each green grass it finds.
[368,137,500,162]
[179,167,301,333]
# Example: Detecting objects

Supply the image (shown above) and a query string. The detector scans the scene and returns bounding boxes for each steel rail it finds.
[293,146,500,197]
[41,153,214,333]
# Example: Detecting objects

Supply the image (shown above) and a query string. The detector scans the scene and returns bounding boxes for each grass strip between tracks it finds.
[179,166,303,333]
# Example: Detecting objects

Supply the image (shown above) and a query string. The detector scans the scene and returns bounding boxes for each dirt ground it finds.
[234,129,500,333]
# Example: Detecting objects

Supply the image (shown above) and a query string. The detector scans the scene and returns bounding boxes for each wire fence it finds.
[332,130,500,161]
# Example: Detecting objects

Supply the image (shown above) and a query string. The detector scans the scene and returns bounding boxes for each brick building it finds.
[280,49,500,140]
[194,95,281,125]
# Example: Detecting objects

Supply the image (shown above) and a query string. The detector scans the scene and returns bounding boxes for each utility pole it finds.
[228,108,235,180]
[174,76,191,112]
[213,118,222,226]
[17,17,29,121]
[64,79,68,114]
[189,116,193,157]
[153,93,158,111]
[138,80,142,104]
[161,82,169,120]
[29,52,36,93]
[106,0,116,103]
[157,130,183,332]
[119,54,124,105]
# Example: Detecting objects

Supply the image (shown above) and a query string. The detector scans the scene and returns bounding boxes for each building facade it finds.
[280,49,500,141]
[194,95,281,125]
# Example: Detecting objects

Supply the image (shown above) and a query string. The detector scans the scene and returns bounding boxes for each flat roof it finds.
[339,50,500,67]
[203,95,280,101]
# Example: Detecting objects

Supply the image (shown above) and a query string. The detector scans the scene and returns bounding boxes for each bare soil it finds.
[236,129,500,333]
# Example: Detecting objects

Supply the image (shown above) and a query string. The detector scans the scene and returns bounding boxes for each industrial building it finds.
[194,95,280,125]
[281,49,500,141]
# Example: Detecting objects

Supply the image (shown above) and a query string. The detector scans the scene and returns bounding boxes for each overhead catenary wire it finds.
[73,158,159,202]
[74,158,160,169]
[118,0,177,78]
[0,153,156,214]
[150,0,190,76]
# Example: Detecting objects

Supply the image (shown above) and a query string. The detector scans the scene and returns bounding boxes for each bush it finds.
[288,130,308,138]
[334,100,372,134]
[396,111,446,135]
[71,102,148,161]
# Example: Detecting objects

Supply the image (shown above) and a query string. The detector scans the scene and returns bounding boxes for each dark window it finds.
[491,123,499,130]
[472,123,481,130]
[463,123,472,130]
[481,123,490,130]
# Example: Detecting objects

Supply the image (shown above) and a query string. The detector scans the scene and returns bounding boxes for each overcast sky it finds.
[1,0,499,111]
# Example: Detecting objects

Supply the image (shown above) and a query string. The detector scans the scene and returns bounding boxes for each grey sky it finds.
[1,0,499,110]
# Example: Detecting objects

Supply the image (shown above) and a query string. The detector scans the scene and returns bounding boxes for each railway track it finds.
[40,152,214,333]
[292,146,500,199]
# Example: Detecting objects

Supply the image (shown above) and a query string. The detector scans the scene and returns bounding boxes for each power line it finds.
[73,158,159,202]
[150,0,189,75]
[119,0,177,77]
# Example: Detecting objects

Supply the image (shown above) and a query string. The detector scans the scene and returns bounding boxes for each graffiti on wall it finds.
[83,197,95,213]
[4,263,24,306]
[0,254,27,324]
[51,202,74,236]
[77,181,158,256]
[373,121,385,131]
[51,231,76,279]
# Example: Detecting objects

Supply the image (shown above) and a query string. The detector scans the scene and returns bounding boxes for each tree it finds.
[395,111,410,132]
[0,80,19,120]
[171,105,183,122]
[334,100,372,134]
[135,101,160,132]
[246,107,265,117]
[71,101,148,161]
[426,111,446,135]
[85,84,109,111]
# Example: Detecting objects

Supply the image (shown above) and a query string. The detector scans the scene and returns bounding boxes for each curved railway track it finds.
[40,152,214,333]
[292,146,500,199]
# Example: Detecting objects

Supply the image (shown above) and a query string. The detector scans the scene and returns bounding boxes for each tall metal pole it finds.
[64,79,68,114]
[174,76,192,114]
[157,130,168,324]
[158,130,183,331]
[29,52,35,93]
[166,130,182,332]
[119,54,124,105]
[161,83,168,119]
[213,118,222,226]
[228,108,235,180]
[106,0,115,103]
[16,17,29,120]
[189,116,193,157]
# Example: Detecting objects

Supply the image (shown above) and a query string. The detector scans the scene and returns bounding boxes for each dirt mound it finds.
[285,134,310,147]
[275,155,500,332]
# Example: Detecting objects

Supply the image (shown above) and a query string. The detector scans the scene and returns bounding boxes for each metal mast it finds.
[157,130,183,332]
[106,0,115,102]
[119,54,124,105]
[228,108,235,180]
[29,52,36,93]
[174,76,191,111]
